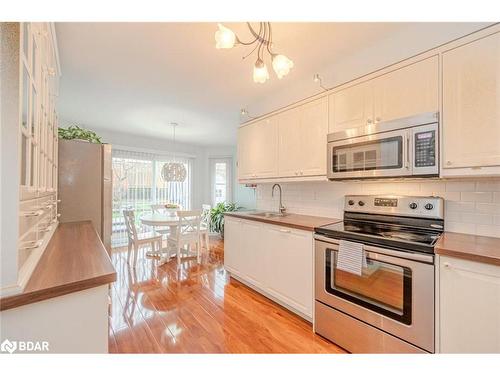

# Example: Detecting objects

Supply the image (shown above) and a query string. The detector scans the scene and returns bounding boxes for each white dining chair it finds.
[200,204,211,251]
[167,210,202,265]
[150,204,171,236]
[123,210,162,267]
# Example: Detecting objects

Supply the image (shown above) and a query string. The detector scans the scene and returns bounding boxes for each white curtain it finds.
[111,148,193,247]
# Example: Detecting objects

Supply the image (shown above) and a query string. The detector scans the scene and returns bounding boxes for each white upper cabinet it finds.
[329,56,438,134]
[373,56,438,123]
[277,106,302,177]
[279,97,328,177]
[329,80,373,133]
[442,31,500,174]
[237,123,255,180]
[238,116,279,180]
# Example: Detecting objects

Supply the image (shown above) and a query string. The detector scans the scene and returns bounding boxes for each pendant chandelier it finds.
[215,22,294,84]
[161,123,187,182]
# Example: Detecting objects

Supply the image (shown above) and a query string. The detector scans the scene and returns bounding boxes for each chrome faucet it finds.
[271,184,286,215]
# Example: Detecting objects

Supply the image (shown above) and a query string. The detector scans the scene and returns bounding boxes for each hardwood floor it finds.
[109,237,345,353]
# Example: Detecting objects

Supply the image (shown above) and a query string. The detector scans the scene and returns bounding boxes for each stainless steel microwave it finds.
[327,112,439,180]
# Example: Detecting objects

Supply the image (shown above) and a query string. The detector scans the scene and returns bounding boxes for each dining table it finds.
[140,212,181,264]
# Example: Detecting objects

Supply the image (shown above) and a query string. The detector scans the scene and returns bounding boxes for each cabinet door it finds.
[239,220,265,287]
[238,117,279,180]
[278,106,302,177]
[263,225,313,317]
[439,256,500,353]
[299,97,329,176]
[442,32,500,169]
[253,117,279,178]
[329,80,373,133]
[223,217,243,274]
[373,56,438,123]
[237,124,255,180]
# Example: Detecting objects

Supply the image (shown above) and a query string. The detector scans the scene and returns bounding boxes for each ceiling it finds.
[54,22,457,146]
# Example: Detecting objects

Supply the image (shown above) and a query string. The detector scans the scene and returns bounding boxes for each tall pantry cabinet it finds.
[0,23,61,296]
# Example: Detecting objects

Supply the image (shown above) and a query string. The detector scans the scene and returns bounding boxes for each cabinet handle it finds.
[279,228,291,233]
[367,119,373,124]
[20,240,43,251]
[22,210,43,217]
[446,161,452,166]
[443,262,451,268]
[40,225,52,233]
[300,171,304,175]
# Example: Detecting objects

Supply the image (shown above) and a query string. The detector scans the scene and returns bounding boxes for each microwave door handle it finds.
[405,135,410,170]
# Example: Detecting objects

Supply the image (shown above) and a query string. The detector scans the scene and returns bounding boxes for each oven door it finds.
[314,236,434,352]
[327,128,412,180]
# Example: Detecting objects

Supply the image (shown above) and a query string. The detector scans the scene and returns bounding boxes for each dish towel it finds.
[337,240,367,276]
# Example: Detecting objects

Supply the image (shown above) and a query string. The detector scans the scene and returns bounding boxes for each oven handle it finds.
[314,234,434,264]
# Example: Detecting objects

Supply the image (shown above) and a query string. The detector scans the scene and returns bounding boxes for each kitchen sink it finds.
[250,212,288,218]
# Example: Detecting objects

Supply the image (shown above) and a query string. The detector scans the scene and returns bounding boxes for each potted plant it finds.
[58,125,102,144]
[208,202,240,238]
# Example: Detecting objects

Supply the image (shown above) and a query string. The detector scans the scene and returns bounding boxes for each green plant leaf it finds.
[58,125,102,144]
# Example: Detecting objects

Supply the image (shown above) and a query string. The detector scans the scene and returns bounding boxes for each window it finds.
[210,157,232,206]
[111,149,193,247]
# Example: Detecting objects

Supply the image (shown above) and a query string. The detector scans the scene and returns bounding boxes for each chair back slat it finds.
[176,210,202,236]
[123,210,138,241]
[201,204,211,226]
[151,204,165,213]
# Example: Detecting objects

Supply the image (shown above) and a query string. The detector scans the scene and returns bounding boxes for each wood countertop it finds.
[224,211,341,231]
[0,221,116,311]
[435,232,500,267]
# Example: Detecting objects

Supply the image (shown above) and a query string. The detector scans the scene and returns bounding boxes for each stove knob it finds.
[358,201,365,206]
[409,202,418,210]
[425,203,434,210]
[348,200,355,206]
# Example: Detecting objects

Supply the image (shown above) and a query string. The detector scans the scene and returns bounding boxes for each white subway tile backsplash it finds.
[256,178,500,238]
[461,192,493,203]
[494,192,500,203]
[460,213,493,225]
[476,180,500,192]
[475,203,500,214]
[476,224,500,237]
[445,181,476,192]
[445,221,476,235]
[446,201,476,213]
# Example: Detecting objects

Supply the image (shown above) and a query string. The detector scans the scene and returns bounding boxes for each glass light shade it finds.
[272,54,294,79]
[161,162,187,182]
[253,61,269,83]
[215,23,236,49]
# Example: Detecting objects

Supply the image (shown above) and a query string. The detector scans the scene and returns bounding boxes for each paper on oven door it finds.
[337,240,367,276]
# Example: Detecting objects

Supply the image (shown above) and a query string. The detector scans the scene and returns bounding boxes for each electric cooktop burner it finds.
[316,220,442,254]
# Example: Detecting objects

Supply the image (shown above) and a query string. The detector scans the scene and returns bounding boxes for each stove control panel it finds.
[344,195,444,219]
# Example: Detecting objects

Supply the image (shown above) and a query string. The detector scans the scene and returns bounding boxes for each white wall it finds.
[1,23,21,294]
[256,179,500,238]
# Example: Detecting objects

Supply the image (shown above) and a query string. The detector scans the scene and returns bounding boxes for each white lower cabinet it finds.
[438,256,500,353]
[224,217,313,320]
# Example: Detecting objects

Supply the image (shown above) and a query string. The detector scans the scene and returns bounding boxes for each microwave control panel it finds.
[414,130,436,167]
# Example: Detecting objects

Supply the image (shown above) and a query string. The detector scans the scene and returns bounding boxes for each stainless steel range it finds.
[314,195,444,353]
